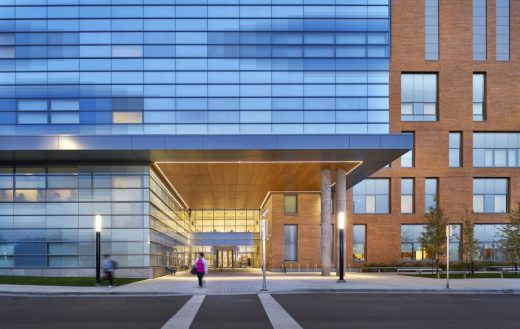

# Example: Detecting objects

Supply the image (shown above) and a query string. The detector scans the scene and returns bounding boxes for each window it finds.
[401,74,437,121]
[284,194,297,215]
[113,112,143,124]
[474,224,506,260]
[353,179,390,214]
[473,0,487,61]
[473,178,508,213]
[496,0,510,61]
[401,132,414,168]
[425,178,438,212]
[0,46,15,58]
[284,225,297,261]
[353,225,366,262]
[473,74,485,121]
[112,45,143,58]
[401,225,426,261]
[449,132,462,167]
[473,132,520,167]
[18,113,48,124]
[425,0,439,60]
[447,224,462,262]
[401,178,414,214]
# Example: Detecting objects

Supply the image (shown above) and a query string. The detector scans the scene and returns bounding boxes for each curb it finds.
[0,288,518,297]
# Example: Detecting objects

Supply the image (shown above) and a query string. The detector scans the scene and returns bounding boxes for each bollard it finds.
[500,270,504,279]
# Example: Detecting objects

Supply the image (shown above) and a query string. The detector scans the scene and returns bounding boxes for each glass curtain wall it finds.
[149,169,190,273]
[0,1,390,135]
[0,165,191,278]
[0,166,151,276]
[191,209,260,269]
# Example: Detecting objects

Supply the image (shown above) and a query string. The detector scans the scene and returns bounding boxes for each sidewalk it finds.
[1,270,519,296]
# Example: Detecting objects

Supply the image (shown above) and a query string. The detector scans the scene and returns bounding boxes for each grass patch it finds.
[404,273,520,279]
[0,276,144,287]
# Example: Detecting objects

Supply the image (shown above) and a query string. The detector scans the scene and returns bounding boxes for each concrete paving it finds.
[1,269,519,296]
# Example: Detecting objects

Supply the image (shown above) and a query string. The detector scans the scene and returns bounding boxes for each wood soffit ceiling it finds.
[155,162,360,209]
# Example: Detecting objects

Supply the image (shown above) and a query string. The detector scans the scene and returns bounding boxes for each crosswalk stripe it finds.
[258,293,303,329]
[161,295,205,329]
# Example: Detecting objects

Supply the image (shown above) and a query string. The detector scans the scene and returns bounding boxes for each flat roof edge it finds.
[0,134,412,152]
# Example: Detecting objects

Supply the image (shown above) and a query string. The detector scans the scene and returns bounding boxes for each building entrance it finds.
[191,209,260,269]
[216,248,235,268]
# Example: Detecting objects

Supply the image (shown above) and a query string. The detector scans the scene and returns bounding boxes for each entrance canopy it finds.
[0,134,412,209]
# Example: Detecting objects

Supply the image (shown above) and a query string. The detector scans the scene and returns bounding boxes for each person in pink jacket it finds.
[193,253,208,288]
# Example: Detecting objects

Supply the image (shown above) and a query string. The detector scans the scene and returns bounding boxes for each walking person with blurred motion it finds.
[103,254,116,287]
[192,253,208,288]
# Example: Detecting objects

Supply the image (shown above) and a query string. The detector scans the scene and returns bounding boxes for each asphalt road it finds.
[191,295,272,329]
[0,296,190,329]
[0,293,519,329]
[274,293,520,329]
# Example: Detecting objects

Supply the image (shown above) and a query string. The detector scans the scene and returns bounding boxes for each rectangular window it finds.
[474,224,506,260]
[425,178,438,212]
[401,132,414,168]
[112,45,143,58]
[284,194,297,215]
[425,0,439,60]
[496,0,510,61]
[473,73,485,121]
[18,113,48,124]
[401,178,414,214]
[473,0,487,61]
[284,225,297,261]
[473,132,520,167]
[449,132,462,167]
[352,225,366,262]
[473,178,508,213]
[113,112,143,124]
[353,179,390,214]
[401,225,426,261]
[401,74,437,121]
[448,224,462,262]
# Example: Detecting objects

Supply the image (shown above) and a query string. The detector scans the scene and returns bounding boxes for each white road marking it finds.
[258,293,303,329]
[161,294,205,329]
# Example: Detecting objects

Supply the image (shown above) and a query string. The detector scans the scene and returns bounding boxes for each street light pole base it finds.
[260,288,269,292]
[95,282,101,287]
[336,279,346,283]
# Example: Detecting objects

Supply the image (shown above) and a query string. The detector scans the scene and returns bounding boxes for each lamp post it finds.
[446,224,453,289]
[260,208,269,292]
[95,215,102,286]
[337,211,346,283]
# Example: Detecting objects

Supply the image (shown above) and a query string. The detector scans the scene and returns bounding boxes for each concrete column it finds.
[336,168,347,276]
[320,168,332,276]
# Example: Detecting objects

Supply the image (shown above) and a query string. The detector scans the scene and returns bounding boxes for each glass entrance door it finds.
[216,249,234,268]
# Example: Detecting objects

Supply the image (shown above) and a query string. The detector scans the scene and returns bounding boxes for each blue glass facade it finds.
[0,165,190,277]
[0,0,390,135]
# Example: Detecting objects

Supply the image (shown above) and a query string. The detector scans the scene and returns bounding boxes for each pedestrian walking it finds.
[192,253,208,288]
[172,265,177,276]
[103,254,116,287]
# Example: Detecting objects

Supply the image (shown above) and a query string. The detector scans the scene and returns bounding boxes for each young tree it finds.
[460,205,480,275]
[500,202,520,273]
[420,200,448,278]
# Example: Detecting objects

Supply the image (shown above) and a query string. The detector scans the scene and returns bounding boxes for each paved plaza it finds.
[1,269,519,296]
